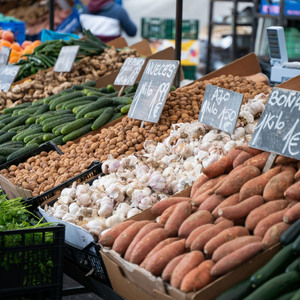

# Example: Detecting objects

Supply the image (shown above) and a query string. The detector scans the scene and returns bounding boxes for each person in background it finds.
[79,0,137,42]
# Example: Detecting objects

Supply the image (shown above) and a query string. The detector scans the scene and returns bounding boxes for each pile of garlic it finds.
[45,93,268,237]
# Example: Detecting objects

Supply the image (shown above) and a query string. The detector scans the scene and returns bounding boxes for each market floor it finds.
[62,274,102,299]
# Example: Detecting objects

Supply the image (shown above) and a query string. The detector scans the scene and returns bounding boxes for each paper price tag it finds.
[0,46,11,65]
[0,65,20,92]
[54,45,79,72]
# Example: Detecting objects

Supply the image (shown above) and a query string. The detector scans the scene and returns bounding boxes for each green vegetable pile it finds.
[15,29,109,81]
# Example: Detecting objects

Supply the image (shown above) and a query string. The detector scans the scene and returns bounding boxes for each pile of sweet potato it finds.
[99,146,300,293]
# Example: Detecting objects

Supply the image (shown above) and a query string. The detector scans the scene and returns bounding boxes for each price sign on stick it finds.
[250,87,300,160]
[198,84,244,134]
[0,46,11,65]
[128,59,179,123]
[54,45,79,72]
[0,65,20,92]
[114,57,146,86]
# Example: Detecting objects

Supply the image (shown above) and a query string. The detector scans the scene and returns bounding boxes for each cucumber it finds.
[250,244,296,288]
[82,80,96,87]
[291,288,300,300]
[0,141,24,149]
[275,291,298,300]
[32,98,45,106]
[286,257,300,273]
[55,95,87,110]
[0,147,19,156]
[49,91,83,110]
[42,117,76,132]
[26,135,44,145]
[26,115,39,125]
[17,105,42,115]
[107,112,123,123]
[75,98,113,119]
[43,90,74,104]
[0,156,6,164]
[62,124,91,143]
[0,131,17,144]
[8,124,30,132]
[33,103,50,116]
[120,104,131,114]
[0,115,21,125]
[24,133,45,144]
[91,107,114,130]
[0,113,12,121]
[114,104,125,112]
[1,115,29,131]
[84,108,105,119]
[111,96,133,106]
[292,234,300,254]
[99,87,108,93]
[52,121,74,136]
[37,110,72,122]
[245,271,300,300]
[40,114,75,127]
[106,84,116,93]
[50,135,65,145]
[43,133,57,142]
[63,100,94,111]
[73,104,88,114]
[6,143,39,161]
[86,91,106,97]
[0,123,5,129]
[281,219,300,245]
[215,278,254,300]
[15,126,44,142]
[61,95,98,110]
[2,102,31,114]
[61,118,91,135]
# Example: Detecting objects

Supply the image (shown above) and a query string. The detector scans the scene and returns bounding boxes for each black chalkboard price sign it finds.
[198,84,244,134]
[53,45,79,72]
[128,59,179,123]
[114,57,146,86]
[0,46,11,65]
[0,65,20,92]
[250,87,300,160]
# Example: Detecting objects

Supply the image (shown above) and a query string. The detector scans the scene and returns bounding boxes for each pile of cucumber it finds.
[216,219,300,300]
[0,81,136,165]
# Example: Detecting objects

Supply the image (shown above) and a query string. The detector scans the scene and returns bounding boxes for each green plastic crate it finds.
[141,18,199,40]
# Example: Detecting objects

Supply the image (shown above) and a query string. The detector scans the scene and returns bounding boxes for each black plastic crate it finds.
[0,224,65,300]
[26,160,103,210]
[0,141,63,170]
[64,242,111,287]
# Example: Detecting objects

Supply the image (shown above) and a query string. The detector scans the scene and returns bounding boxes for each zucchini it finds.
[63,100,94,111]
[62,124,91,143]
[250,244,297,288]
[215,278,254,300]
[107,112,123,123]
[291,288,300,300]
[2,102,31,114]
[40,114,75,127]
[0,131,17,144]
[49,91,83,110]
[50,135,65,145]
[33,103,50,116]
[24,133,45,144]
[0,156,6,164]
[61,118,91,135]
[1,115,29,131]
[292,234,300,254]
[6,143,39,161]
[91,107,114,130]
[42,117,76,132]
[0,147,19,156]
[26,135,44,145]
[61,95,98,110]
[8,124,30,132]
[120,104,131,114]
[14,126,43,142]
[286,257,300,273]
[84,108,105,119]
[245,271,300,300]
[75,98,113,119]
[281,219,300,245]
[43,133,57,142]
[111,96,133,106]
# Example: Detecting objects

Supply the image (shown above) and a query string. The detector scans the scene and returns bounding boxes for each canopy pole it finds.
[174,0,183,88]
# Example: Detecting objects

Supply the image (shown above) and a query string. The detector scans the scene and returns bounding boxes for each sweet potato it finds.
[165,201,192,236]
[245,199,289,231]
[275,155,298,165]
[185,224,214,249]
[124,222,162,261]
[210,242,263,276]
[214,217,230,224]
[215,166,261,196]
[239,166,282,201]
[204,226,249,256]
[283,202,300,223]
[263,170,295,201]
[203,156,233,178]
[192,190,214,207]
[190,174,210,198]
[253,208,288,238]
[262,222,290,249]
[151,197,190,216]
[157,204,177,225]
[161,254,186,282]
[199,195,224,213]
[284,181,300,200]
[212,193,240,218]
[180,260,215,292]
[218,195,264,220]
[145,239,186,276]
[227,148,243,161]
[190,220,234,251]
[178,210,214,238]
[212,235,262,262]
[235,145,262,156]
[140,237,179,268]
[242,151,270,170]
[233,151,253,168]
[99,220,135,246]
[295,169,300,182]
[170,251,204,288]
[281,165,297,173]
[112,220,151,255]
[130,228,169,265]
